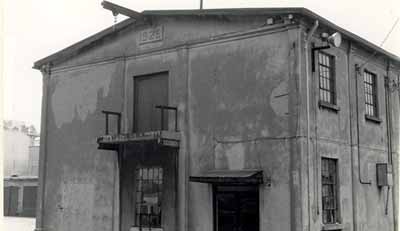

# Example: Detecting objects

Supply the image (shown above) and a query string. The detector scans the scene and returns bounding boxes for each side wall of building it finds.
[299,21,400,231]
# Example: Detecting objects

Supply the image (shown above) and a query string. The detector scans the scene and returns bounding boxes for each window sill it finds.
[318,101,340,112]
[130,227,163,231]
[365,115,382,124]
[322,223,345,230]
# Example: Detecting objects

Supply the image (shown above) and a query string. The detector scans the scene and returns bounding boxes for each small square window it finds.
[318,52,336,105]
[363,71,378,117]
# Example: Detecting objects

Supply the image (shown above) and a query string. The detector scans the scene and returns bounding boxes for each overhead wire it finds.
[359,17,399,69]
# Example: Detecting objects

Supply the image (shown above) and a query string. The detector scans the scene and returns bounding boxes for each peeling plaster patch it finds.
[217,102,227,110]
[214,141,246,170]
[255,71,262,81]
[261,128,270,137]
[51,65,114,128]
[226,143,245,170]
[270,81,289,117]
[246,122,254,130]
[214,143,227,169]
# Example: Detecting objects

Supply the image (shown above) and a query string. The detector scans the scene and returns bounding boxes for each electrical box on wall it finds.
[376,163,393,187]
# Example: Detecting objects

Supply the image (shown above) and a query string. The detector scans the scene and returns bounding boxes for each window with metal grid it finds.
[318,52,336,104]
[363,71,378,117]
[321,158,339,224]
[135,167,163,228]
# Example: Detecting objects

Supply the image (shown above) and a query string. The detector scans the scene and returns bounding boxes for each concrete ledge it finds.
[321,223,345,230]
[97,130,181,149]
[129,227,163,231]
[365,114,382,124]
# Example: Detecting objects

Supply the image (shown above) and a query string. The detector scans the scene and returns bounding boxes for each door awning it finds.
[189,169,263,184]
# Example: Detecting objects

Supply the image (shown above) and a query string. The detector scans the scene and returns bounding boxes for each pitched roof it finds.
[33,7,400,70]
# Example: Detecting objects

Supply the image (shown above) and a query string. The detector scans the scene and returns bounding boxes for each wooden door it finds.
[134,72,168,133]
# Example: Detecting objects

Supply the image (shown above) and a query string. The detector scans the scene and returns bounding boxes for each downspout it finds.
[385,60,396,229]
[347,41,359,231]
[385,60,393,166]
[395,73,400,231]
[305,20,319,231]
[354,64,372,185]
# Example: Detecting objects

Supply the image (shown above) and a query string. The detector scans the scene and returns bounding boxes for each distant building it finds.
[4,176,38,217]
[3,120,39,176]
[3,120,39,218]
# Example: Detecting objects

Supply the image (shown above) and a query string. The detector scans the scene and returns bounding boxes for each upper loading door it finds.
[134,72,169,133]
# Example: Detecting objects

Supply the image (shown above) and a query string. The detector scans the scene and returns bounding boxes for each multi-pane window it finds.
[135,167,163,228]
[321,158,339,224]
[363,71,378,117]
[318,52,336,104]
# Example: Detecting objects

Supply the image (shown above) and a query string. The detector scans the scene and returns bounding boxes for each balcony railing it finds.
[102,110,121,135]
[155,105,178,132]
[98,106,180,150]
[102,106,178,136]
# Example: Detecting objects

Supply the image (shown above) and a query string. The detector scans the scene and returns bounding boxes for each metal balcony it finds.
[97,106,180,150]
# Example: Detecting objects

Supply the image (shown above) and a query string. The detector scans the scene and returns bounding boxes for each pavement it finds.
[2,216,36,231]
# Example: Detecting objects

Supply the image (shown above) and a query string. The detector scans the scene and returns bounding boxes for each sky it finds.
[2,0,400,130]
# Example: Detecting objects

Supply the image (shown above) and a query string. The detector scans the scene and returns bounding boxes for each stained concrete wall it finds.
[42,61,124,231]
[186,28,300,231]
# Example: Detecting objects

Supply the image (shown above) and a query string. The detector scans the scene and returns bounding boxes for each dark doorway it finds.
[22,186,37,217]
[4,186,19,216]
[119,143,177,231]
[214,186,259,231]
[134,72,168,133]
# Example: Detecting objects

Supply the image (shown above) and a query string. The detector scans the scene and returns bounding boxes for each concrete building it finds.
[33,6,399,231]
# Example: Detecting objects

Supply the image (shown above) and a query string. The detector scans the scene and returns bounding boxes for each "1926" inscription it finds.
[139,26,163,44]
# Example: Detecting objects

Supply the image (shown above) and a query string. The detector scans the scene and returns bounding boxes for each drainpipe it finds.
[347,41,359,231]
[305,20,319,231]
[384,62,392,217]
[385,60,393,165]
[354,64,372,185]
[385,60,397,230]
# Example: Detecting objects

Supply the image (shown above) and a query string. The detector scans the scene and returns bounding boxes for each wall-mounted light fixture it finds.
[311,32,342,72]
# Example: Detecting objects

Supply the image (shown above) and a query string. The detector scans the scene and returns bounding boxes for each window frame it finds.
[321,157,340,225]
[135,166,164,228]
[363,70,379,118]
[318,51,337,106]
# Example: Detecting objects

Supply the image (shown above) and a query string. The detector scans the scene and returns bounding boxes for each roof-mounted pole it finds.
[200,0,203,10]
[101,1,141,19]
